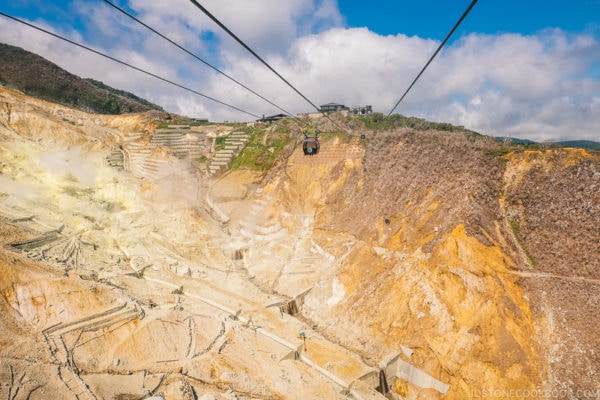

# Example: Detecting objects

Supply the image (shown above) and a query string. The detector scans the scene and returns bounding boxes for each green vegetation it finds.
[215,136,227,146]
[485,147,515,157]
[231,125,293,171]
[86,79,160,110]
[0,43,163,114]
[553,140,600,150]
[356,112,472,133]
[485,141,544,157]
[195,155,208,163]
[352,112,553,158]
[156,118,212,129]
[509,219,536,266]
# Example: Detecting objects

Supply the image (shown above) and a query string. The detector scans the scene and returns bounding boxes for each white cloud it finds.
[1,1,599,141]
[423,30,600,140]
[125,0,342,56]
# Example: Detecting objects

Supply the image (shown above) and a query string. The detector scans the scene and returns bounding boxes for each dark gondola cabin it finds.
[302,131,320,155]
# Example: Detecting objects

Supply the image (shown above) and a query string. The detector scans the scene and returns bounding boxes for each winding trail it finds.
[508,269,600,285]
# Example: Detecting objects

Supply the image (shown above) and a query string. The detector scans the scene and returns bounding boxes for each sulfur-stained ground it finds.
[1,87,599,399]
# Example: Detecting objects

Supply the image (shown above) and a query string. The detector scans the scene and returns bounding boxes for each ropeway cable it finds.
[188,0,350,133]
[102,0,299,120]
[188,0,320,113]
[387,0,479,116]
[0,11,262,119]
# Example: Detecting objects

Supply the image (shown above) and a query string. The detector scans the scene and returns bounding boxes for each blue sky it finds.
[1,0,599,141]
[340,1,600,39]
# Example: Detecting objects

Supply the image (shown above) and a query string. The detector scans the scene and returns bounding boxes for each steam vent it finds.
[1,87,599,399]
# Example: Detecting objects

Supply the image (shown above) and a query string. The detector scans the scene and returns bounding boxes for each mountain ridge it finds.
[0,42,164,114]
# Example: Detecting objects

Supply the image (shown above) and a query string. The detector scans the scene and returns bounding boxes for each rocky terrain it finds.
[0,86,598,399]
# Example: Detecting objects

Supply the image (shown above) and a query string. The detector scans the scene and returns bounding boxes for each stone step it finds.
[229,135,249,141]
[213,158,232,165]
[209,165,223,175]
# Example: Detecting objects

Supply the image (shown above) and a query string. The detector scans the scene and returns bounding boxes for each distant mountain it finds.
[496,136,600,150]
[0,42,164,114]
[495,136,537,145]
[555,140,600,150]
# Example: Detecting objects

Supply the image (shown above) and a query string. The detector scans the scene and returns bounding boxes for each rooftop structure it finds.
[319,103,349,113]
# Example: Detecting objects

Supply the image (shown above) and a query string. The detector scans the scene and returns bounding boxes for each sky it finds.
[1,0,599,142]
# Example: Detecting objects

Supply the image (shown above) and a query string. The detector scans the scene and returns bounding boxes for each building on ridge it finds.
[350,105,373,115]
[319,103,349,113]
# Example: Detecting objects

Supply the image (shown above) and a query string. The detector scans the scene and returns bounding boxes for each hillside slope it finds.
[0,87,598,399]
[0,42,164,114]
[251,123,598,398]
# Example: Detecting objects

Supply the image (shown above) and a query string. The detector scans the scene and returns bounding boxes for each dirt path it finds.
[508,269,600,284]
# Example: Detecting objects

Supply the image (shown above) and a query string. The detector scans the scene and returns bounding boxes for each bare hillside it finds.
[0,87,598,400]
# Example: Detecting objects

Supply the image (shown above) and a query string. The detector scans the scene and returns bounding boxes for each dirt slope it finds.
[276,129,599,399]
[0,87,598,400]
[261,130,538,398]
[503,149,600,393]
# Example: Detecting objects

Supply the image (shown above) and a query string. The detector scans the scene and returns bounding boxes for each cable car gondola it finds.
[302,130,320,155]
